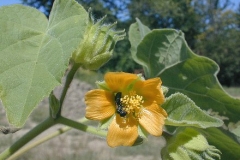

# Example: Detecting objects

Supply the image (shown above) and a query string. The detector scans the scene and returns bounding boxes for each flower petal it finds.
[139,103,167,136]
[85,89,115,120]
[135,77,164,105]
[107,114,138,147]
[104,72,138,93]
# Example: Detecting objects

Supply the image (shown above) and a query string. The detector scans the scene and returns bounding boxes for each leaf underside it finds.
[0,0,88,127]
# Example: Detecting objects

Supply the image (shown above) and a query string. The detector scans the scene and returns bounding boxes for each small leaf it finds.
[162,127,221,160]
[129,18,151,74]
[138,125,149,139]
[96,80,110,91]
[129,18,151,54]
[0,0,88,127]
[162,93,223,128]
[99,115,114,130]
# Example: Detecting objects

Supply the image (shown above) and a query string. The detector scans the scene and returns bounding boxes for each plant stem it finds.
[57,116,107,137]
[58,62,81,117]
[0,117,56,160]
[7,117,89,160]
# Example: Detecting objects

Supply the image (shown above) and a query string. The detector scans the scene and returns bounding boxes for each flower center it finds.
[121,91,144,119]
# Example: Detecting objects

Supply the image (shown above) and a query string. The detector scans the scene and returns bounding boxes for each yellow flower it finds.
[85,72,167,147]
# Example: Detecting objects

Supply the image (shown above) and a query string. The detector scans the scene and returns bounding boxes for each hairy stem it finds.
[57,116,107,137]
[8,117,89,160]
[58,62,81,117]
[0,117,56,160]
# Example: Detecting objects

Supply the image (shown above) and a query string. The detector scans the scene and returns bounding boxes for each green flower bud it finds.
[72,9,125,70]
[49,92,60,119]
[162,127,221,160]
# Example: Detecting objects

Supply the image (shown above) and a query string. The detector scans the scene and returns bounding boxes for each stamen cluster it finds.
[121,92,144,119]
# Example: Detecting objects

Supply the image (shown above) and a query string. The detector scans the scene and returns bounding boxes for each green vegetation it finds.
[21,0,240,86]
[1,1,239,159]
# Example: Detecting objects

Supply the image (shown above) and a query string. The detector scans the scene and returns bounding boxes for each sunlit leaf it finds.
[128,20,240,122]
[162,93,223,128]
[0,0,88,127]
[160,53,240,122]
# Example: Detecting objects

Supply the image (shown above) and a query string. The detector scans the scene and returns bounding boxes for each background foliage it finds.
[21,0,240,86]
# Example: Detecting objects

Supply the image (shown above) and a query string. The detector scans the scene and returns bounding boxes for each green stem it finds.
[58,62,81,116]
[0,117,56,160]
[57,116,107,137]
[8,117,89,160]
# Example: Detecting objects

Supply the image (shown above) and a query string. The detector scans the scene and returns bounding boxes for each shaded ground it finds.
[0,79,165,160]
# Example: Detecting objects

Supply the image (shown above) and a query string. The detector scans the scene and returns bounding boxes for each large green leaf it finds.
[128,21,240,122]
[160,55,240,122]
[0,0,87,127]
[162,93,223,128]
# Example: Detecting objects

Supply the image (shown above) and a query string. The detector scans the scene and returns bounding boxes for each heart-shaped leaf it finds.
[0,0,88,127]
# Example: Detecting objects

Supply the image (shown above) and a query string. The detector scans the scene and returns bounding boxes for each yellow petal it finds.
[135,77,164,105]
[104,72,138,93]
[107,114,138,147]
[139,103,167,136]
[85,89,115,120]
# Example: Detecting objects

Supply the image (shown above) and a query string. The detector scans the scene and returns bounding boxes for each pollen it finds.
[121,92,144,119]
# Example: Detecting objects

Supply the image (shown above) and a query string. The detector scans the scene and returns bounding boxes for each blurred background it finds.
[1,0,240,87]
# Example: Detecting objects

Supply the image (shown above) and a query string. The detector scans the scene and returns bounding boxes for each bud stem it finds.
[58,62,81,117]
